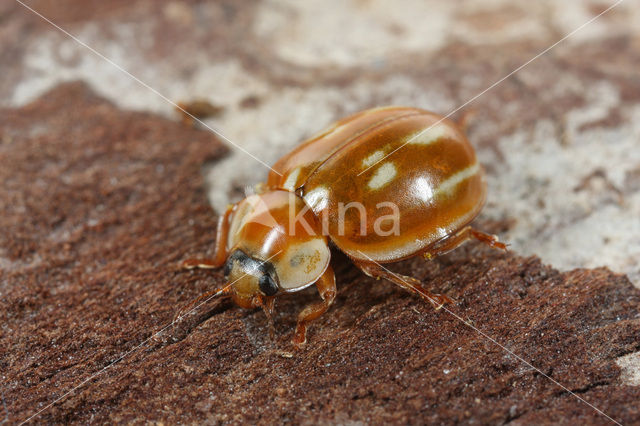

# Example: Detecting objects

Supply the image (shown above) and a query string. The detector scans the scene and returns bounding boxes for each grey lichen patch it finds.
[617,351,640,386]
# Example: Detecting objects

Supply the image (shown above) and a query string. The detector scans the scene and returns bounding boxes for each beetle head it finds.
[227,191,332,299]
[223,249,280,310]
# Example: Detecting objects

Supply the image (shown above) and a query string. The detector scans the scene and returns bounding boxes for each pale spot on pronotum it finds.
[408,124,450,145]
[361,150,385,169]
[279,240,330,292]
[282,167,301,191]
[303,186,329,211]
[368,162,397,190]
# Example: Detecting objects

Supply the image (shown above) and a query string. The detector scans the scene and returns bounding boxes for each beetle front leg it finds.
[292,265,336,348]
[354,261,453,309]
[181,204,234,270]
[421,226,506,260]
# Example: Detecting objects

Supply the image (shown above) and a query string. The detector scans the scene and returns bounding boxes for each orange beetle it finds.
[179,106,505,346]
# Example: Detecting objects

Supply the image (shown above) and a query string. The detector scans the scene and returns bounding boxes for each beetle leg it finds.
[422,226,506,260]
[292,265,336,348]
[261,296,277,341]
[354,261,453,309]
[181,204,234,270]
[181,258,220,269]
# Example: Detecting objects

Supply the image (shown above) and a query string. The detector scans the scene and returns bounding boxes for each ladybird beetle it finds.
[179,106,506,346]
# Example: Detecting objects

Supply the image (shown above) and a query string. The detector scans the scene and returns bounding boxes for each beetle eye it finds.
[223,258,233,278]
[258,274,278,296]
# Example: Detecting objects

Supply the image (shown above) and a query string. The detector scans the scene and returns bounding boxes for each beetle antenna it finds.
[173,281,234,323]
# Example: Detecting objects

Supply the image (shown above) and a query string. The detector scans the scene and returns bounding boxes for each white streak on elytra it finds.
[362,150,385,169]
[282,167,301,191]
[434,163,479,199]
[409,124,450,145]
[303,186,329,211]
[368,162,397,190]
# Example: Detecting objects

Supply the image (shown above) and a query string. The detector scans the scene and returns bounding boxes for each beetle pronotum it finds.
[178,106,505,346]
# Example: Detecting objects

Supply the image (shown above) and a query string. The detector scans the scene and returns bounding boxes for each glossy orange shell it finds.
[266,106,486,263]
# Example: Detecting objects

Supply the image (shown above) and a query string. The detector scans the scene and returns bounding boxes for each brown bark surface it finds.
[2,82,639,424]
[3,1,640,424]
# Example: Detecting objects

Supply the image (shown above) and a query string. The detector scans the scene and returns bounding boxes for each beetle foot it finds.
[469,229,508,251]
[486,235,507,251]
[428,293,454,310]
[180,258,218,270]
[292,325,307,349]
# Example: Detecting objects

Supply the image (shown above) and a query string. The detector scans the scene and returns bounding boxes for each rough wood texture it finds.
[2,82,639,424]
[2,0,640,424]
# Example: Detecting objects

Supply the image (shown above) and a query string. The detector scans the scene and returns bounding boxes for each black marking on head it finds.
[223,250,245,278]
[259,273,278,296]
[257,259,276,276]
[257,260,279,296]
[223,258,232,278]
[225,250,280,295]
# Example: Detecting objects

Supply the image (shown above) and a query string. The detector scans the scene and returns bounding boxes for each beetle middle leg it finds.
[354,261,453,309]
[422,226,506,260]
[292,265,336,348]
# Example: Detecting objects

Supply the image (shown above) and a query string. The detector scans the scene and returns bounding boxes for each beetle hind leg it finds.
[293,266,337,348]
[422,226,506,260]
[354,261,453,309]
